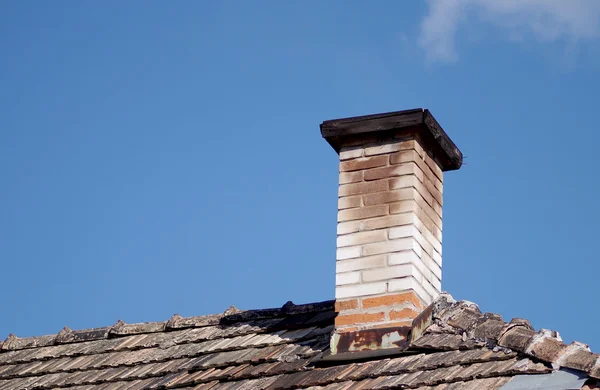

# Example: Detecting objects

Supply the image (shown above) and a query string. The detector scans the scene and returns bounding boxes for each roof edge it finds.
[0,299,335,353]
[413,293,600,380]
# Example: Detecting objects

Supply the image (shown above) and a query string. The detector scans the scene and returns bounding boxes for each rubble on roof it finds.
[0,295,597,389]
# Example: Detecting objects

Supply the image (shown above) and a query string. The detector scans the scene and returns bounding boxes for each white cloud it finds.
[419,0,600,63]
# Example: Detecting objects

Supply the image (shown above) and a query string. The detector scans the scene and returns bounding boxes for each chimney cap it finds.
[320,108,462,171]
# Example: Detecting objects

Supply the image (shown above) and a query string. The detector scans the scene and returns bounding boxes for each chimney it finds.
[321,109,462,355]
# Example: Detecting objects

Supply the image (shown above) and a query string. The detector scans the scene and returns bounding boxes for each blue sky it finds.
[2,1,600,352]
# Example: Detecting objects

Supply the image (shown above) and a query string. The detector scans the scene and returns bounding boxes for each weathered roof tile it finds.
[0,295,596,388]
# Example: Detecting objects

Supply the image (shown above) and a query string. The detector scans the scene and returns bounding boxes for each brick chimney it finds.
[321,109,462,355]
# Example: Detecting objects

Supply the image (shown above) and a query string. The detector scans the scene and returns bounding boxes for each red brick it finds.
[390,308,420,320]
[335,312,385,326]
[335,299,359,312]
[362,292,423,310]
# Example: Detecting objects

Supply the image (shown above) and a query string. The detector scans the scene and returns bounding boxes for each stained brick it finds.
[424,153,444,181]
[338,205,388,222]
[390,150,442,187]
[389,176,434,207]
[362,188,415,206]
[339,179,388,197]
[340,155,387,172]
[340,147,363,161]
[339,171,363,185]
[423,176,443,206]
[432,200,442,218]
[363,141,413,156]
[338,195,361,210]
[337,229,387,248]
[387,200,417,215]
[337,213,415,235]
[390,200,442,232]
[364,163,424,182]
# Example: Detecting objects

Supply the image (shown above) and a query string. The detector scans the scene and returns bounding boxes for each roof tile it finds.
[0,295,595,388]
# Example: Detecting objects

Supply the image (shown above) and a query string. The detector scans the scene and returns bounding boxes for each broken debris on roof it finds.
[0,294,598,389]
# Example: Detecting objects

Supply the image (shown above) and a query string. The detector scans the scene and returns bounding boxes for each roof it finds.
[0,294,598,390]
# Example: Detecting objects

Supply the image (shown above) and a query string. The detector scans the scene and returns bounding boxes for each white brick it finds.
[388,250,432,282]
[388,250,419,266]
[388,224,419,240]
[340,147,363,160]
[421,251,442,280]
[337,229,387,248]
[409,227,434,258]
[337,213,414,235]
[388,277,432,305]
[336,282,387,299]
[362,238,416,256]
[431,275,442,292]
[432,224,442,242]
[336,255,386,273]
[412,239,423,258]
[336,246,361,260]
[432,249,442,267]
[362,235,422,258]
[421,277,440,299]
[336,271,361,286]
[423,229,442,254]
[362,264,415,283]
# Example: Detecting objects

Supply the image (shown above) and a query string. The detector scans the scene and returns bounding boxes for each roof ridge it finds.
[417,293,600,380]
[0,299,334,353]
